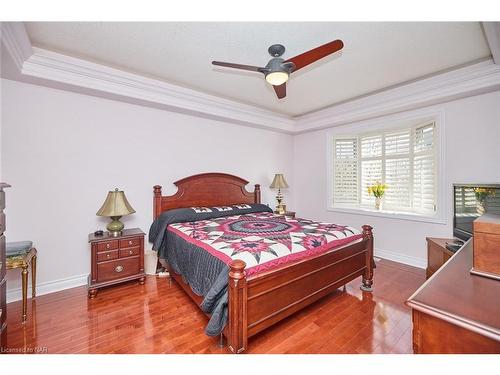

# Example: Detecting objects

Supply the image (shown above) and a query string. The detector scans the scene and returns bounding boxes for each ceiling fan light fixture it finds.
[265,71,289,86]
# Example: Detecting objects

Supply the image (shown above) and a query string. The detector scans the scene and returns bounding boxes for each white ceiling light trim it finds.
[2,22,500,135]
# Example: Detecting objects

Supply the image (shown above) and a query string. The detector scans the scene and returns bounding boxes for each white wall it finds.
[2,77,500,300]
[293,90,500,268]
[1,79,294,300]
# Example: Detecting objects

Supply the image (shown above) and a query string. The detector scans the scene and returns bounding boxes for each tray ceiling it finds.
[23,22,492,116]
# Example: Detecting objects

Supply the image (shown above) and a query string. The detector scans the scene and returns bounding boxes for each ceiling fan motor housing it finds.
[263,58,295,75]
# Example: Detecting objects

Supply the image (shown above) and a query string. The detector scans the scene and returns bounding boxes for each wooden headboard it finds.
[153,173,261,219]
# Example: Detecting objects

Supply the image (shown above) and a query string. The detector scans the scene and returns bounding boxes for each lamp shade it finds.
[270,174,289,189]
[96,188,136,217]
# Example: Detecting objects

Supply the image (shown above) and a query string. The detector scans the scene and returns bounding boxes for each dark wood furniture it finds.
[6,245,37,322]
[153,172,374,354]
[88,228,146,298]
[426,237,456,279]
[471,214,500,280]
[274,210,296,219]
[1,182,11,350]
[407,239,500,353]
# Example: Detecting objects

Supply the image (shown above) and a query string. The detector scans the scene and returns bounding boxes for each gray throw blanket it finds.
[149,204,272,336]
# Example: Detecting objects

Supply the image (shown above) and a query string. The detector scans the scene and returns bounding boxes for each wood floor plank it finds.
[4,259,425,354]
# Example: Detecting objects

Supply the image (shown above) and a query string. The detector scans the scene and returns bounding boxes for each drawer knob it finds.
[106,254,110,258]
[129,250,133,255]
[106,244,110,249]
[115,265,124,273]
[128,240,133,245]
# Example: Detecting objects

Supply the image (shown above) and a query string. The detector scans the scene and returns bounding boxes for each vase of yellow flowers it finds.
[367,181,387,210]
[473,187,495,215]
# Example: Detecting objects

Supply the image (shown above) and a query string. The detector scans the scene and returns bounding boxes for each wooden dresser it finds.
[88,228,145,298]
[1,182,11,350]
[407,239,500,353]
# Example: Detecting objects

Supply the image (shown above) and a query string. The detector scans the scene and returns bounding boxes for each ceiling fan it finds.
[212,39,344,99]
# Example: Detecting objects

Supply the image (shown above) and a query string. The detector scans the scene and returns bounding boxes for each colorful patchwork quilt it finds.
[168,212,362,276]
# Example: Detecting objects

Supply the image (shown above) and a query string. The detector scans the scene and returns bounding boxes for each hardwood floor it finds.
[4,258,425,354]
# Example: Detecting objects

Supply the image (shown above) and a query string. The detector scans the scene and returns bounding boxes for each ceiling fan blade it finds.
[285,39,344,72]
[212,61,264,72]
[273,83,286,99]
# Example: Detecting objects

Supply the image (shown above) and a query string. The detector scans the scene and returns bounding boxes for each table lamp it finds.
[270,174,289,215]
[96,188,136,237]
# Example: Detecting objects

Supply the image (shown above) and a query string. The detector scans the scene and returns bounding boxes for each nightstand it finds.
[274,210,296,219]
[88,228,145,298]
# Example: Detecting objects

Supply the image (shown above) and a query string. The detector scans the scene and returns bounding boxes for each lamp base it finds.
[275,189,286,215]
[276,204,286,215]
[107,216,124,237]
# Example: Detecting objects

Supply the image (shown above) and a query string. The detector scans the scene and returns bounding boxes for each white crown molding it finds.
[482,22,500,65]
[21,47,295,133]
[3,22,500,135]
[294,59,500,133]
[0,22,32,71]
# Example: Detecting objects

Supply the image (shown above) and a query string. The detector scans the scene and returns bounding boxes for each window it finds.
[332,122,437,216]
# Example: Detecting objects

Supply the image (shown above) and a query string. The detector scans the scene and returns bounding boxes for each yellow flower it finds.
[367,182,388,198]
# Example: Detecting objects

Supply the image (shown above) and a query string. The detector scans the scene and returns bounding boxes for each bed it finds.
[150,173,374,353]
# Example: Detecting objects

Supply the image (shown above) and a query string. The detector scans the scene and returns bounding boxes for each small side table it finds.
[274,210,296,219]
[88,228,145,298]
[6,241,37,322]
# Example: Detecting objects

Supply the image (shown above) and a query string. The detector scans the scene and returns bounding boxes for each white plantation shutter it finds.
[413,155,434,212]
[385,158,411,209]
[384,130,411,209]
[413,123,436,213]
[414,123,434,153]
[361,135,382,158]
[333,138,358,205]
[361,160,382,204]
[360,135,382,205]
[385,130,410,155]
[332,121,437,215]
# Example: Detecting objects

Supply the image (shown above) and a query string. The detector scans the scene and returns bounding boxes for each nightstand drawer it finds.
[97,249,118,262]
[119,246,140,258]
[97,257,140,282]
[120,238,141,248]
[97,240,119,252]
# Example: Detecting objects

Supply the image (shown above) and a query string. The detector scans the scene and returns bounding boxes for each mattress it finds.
[168,211,362,277]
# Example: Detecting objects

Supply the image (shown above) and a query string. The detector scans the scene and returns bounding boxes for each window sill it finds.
[327,206,446,224]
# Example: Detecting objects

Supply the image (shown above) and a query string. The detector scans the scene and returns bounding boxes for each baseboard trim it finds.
[7,274,88,303]
[374,248,426,270]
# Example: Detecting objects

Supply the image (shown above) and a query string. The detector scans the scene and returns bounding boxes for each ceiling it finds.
[24,22,491,116]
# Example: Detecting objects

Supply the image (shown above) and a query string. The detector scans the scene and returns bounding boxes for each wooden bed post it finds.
[153,185,162,219]
[360,225,374,292]
[254,184,261,204]
[228,260,248,354]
